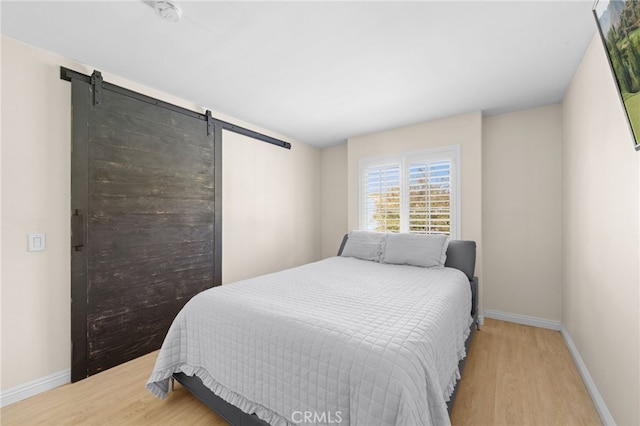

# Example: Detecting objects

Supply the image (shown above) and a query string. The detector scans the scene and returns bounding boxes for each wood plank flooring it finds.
[451,319,601,426]
[1,319,601,425]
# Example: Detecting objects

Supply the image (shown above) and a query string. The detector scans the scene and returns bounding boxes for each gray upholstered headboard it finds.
[444,240,477,281]
[336,234,477,281]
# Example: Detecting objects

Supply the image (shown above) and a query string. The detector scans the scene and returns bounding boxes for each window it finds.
[359,146,460,238]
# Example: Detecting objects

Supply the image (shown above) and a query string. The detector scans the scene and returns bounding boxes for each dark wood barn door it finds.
[70,74,221,381]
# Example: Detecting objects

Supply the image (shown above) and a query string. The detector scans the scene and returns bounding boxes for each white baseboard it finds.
[483,309,561,331]
[481,309,614,425]
[0,369,70,407]
[561,326,616,426]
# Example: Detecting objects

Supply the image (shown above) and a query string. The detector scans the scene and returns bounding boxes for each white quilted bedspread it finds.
[147,257,472,426]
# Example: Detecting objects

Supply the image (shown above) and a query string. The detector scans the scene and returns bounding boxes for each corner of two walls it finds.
[320,144,349,258]
[320,31,640,425]
[321,107,564,326]
[482,104,563,323]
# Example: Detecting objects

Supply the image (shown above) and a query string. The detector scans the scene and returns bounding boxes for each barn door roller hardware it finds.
[206,110,214,137]
[60,66,291,150]
[91,71,103,106]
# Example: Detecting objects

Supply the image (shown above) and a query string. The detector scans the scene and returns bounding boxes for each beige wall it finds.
[562,35,640,425]
[2,36,72,391]
[222,131,320,284]
[0,36,321,391]
[346,111,483,305]
[482,105,563,321]
[320,144,348,258]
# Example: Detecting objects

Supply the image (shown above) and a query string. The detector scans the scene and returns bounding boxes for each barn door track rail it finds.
[60,67,292,150]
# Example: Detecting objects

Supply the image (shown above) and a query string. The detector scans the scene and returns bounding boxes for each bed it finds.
[147,232,479,426]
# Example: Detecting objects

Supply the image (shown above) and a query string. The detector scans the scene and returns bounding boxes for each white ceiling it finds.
[1,1,597,147]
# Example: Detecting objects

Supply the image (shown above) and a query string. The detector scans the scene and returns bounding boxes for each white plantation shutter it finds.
[407,159,451,234]
[359,147,459,238]
[363,164,401,232]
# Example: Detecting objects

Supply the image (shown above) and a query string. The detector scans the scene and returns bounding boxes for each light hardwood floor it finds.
[450,319,601,426]
[1,319,601,425]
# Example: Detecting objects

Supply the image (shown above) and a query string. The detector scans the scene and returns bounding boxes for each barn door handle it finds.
[71,209,85,251]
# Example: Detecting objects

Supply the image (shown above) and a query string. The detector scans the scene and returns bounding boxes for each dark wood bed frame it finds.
[172,238,480,425]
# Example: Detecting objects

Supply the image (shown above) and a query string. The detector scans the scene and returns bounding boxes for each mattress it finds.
[147,256,472,426]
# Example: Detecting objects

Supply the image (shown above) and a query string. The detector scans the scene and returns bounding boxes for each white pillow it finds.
[340,230,387,262]
[381,233,449,268]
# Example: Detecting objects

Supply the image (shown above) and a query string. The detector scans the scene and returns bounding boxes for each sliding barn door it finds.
[70,75,221,381]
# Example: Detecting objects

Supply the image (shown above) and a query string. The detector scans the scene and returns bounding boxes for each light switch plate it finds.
[28,233,46,252]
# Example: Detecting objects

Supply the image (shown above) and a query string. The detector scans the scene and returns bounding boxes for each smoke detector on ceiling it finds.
[154,0,182,23]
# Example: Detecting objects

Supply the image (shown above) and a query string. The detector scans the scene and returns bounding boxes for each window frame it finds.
[358,145,461,239]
